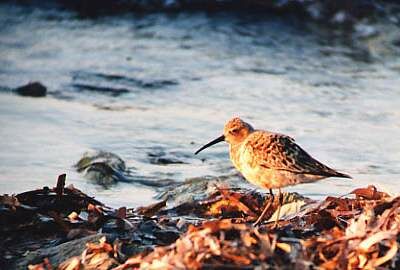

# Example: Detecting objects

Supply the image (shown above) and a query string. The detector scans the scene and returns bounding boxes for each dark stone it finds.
[15,82,47,97]
[13,234,108,270]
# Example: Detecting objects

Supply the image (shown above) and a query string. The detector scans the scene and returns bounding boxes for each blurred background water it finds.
[0,1,399,208]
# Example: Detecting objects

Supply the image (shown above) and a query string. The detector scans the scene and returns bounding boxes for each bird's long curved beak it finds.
[194,135,225,155]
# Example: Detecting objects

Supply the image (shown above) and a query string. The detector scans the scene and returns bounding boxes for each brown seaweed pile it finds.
[2,174,400,269]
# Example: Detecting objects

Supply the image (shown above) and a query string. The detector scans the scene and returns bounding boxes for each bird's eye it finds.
[230,128,239,134]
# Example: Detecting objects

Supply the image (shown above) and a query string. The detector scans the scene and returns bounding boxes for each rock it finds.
[156,174,244,206]
[147,151,187,165]
[75,150,128,185]
[13,234,108,270]
[14,82,47,97]
[75,150,179,187]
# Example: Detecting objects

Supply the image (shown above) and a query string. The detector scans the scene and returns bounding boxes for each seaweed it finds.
[2,174,400,269]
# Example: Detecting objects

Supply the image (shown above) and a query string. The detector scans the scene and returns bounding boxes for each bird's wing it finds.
[245,131,350,178]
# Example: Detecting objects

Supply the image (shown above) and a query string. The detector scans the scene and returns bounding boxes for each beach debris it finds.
[117,219,296,270]
[58,236,119,270]
[3,173,400,270]
[0,174,117,268]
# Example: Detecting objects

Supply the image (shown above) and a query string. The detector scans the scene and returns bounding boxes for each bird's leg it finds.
[253,189,274,227]
[273,188,283,228]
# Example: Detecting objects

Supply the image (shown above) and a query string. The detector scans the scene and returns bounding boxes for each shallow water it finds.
[1,3,400,208]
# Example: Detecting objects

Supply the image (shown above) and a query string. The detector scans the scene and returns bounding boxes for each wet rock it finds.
[13,234,108,270]
[75,150,129,185]
[14,82,47,97]
[75,150,178,187]
[155,173,264,209]
[148,151,187,165]
[149,157,186,165]
[156,175,234,205]
[146,147,191,165]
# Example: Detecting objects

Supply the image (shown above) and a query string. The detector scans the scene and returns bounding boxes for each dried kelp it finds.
[117,219,295,270]
[124,185,400,269]
[1,174,125,268]
[5,175,400,270]
[304,187,399,269]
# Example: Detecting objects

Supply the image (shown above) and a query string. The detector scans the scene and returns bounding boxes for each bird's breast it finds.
[230,143,269,188]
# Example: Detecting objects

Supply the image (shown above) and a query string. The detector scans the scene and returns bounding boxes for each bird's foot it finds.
[252,198,274,227]
[252,218,263,227]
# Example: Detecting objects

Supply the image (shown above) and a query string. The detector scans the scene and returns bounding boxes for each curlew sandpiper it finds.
[195,117,351,227]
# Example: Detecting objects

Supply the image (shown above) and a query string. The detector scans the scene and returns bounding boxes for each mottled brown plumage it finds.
[230,130,350,189]
[195,117,351,226]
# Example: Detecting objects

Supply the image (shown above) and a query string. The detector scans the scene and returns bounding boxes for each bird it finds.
[195,117,351,227]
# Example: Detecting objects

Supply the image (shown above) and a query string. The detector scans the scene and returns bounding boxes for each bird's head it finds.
[195,117,254,155]
[223,117,254,145]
